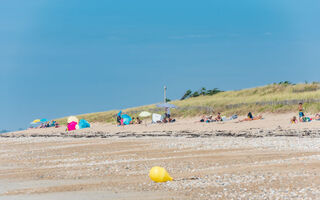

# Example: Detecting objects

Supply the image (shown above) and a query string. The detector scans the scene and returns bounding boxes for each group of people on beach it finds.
[291,102,320,123]
[162,107,176,123]
[31,120,59,129]
[199,102,320,124]
[199,111,261,123]
[116,114,143,126]
[200,112,225,123]
[57,102,320,128]
[116,107,176,126]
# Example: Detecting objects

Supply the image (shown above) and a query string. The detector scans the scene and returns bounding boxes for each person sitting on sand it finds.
[162,117,168,123]
[215,112,222,122]
[136,117,142,124]
[55,121,59,128]
[50,120,56,127]
[130,117,135,124]
[291,116,298,124]
[239,112,262,122]
[207,115,213,122]
[116,114,121,126]
[298,102,305,122]
[163,115,176,123]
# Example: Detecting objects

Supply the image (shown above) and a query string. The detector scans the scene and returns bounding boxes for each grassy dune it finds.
[56,83,320,124]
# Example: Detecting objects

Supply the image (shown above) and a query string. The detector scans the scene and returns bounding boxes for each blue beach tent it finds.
[121,114,132,125]
[79,119,91,129]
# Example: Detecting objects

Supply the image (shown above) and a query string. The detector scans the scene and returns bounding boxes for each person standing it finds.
[165,107,171,119]
[298,102,305,121]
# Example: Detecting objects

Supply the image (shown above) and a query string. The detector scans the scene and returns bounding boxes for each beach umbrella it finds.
[40,118,48,122]
[32,119,41,123]
[30,121,41,128]
[139,111,151,117]
[67,116,79,123]
[121,114,131,119]
[67,121,77,131]
[156,103,177,108]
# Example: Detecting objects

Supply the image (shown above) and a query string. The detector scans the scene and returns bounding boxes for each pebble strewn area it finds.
[1,136,320,199]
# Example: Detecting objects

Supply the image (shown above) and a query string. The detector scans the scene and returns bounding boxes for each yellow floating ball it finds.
[149,166,173,183]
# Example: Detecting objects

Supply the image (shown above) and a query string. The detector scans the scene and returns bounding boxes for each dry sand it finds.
[1,113,320,199]
[3,113,320,138]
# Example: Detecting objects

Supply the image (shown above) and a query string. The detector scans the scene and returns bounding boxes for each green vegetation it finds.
[56,83,320,125]
[180,87,223,100]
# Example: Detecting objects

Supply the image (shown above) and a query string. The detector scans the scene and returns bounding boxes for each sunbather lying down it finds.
[238,112,262,122]
[312,114,320,121]
[199,114,213,123]
[199,113,238,123]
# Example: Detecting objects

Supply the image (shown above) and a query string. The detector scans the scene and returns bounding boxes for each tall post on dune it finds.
[164,85,167,103]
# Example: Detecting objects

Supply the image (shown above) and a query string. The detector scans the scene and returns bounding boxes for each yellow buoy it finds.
[149,166,173,182]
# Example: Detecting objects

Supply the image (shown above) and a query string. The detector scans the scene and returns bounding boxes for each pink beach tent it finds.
[67,121,77,131]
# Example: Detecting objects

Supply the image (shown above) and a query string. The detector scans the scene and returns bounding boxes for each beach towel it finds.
[221,115,238,122]
[231,114,238,120]
[152,113,163,123]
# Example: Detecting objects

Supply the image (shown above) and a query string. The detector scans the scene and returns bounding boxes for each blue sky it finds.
[1,0,320,130]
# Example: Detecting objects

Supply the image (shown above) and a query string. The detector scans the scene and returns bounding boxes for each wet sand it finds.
[1,135,320,199]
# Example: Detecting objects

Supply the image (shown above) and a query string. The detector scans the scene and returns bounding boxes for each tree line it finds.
[180,87,223,100]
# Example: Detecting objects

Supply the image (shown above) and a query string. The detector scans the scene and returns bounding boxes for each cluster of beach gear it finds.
[30,118,59,129]
[30,102,319,135]
[66,116,91,131]
[116,103,177,126]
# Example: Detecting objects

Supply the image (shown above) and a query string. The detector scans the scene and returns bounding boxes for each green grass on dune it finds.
[55,83,320,125]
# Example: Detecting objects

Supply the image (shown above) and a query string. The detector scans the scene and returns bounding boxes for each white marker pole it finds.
[164,85,167,103]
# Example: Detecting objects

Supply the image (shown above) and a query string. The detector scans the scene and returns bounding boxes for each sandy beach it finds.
[3,113,320,138]
[2,0,319,199]
[1,113,320,199]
